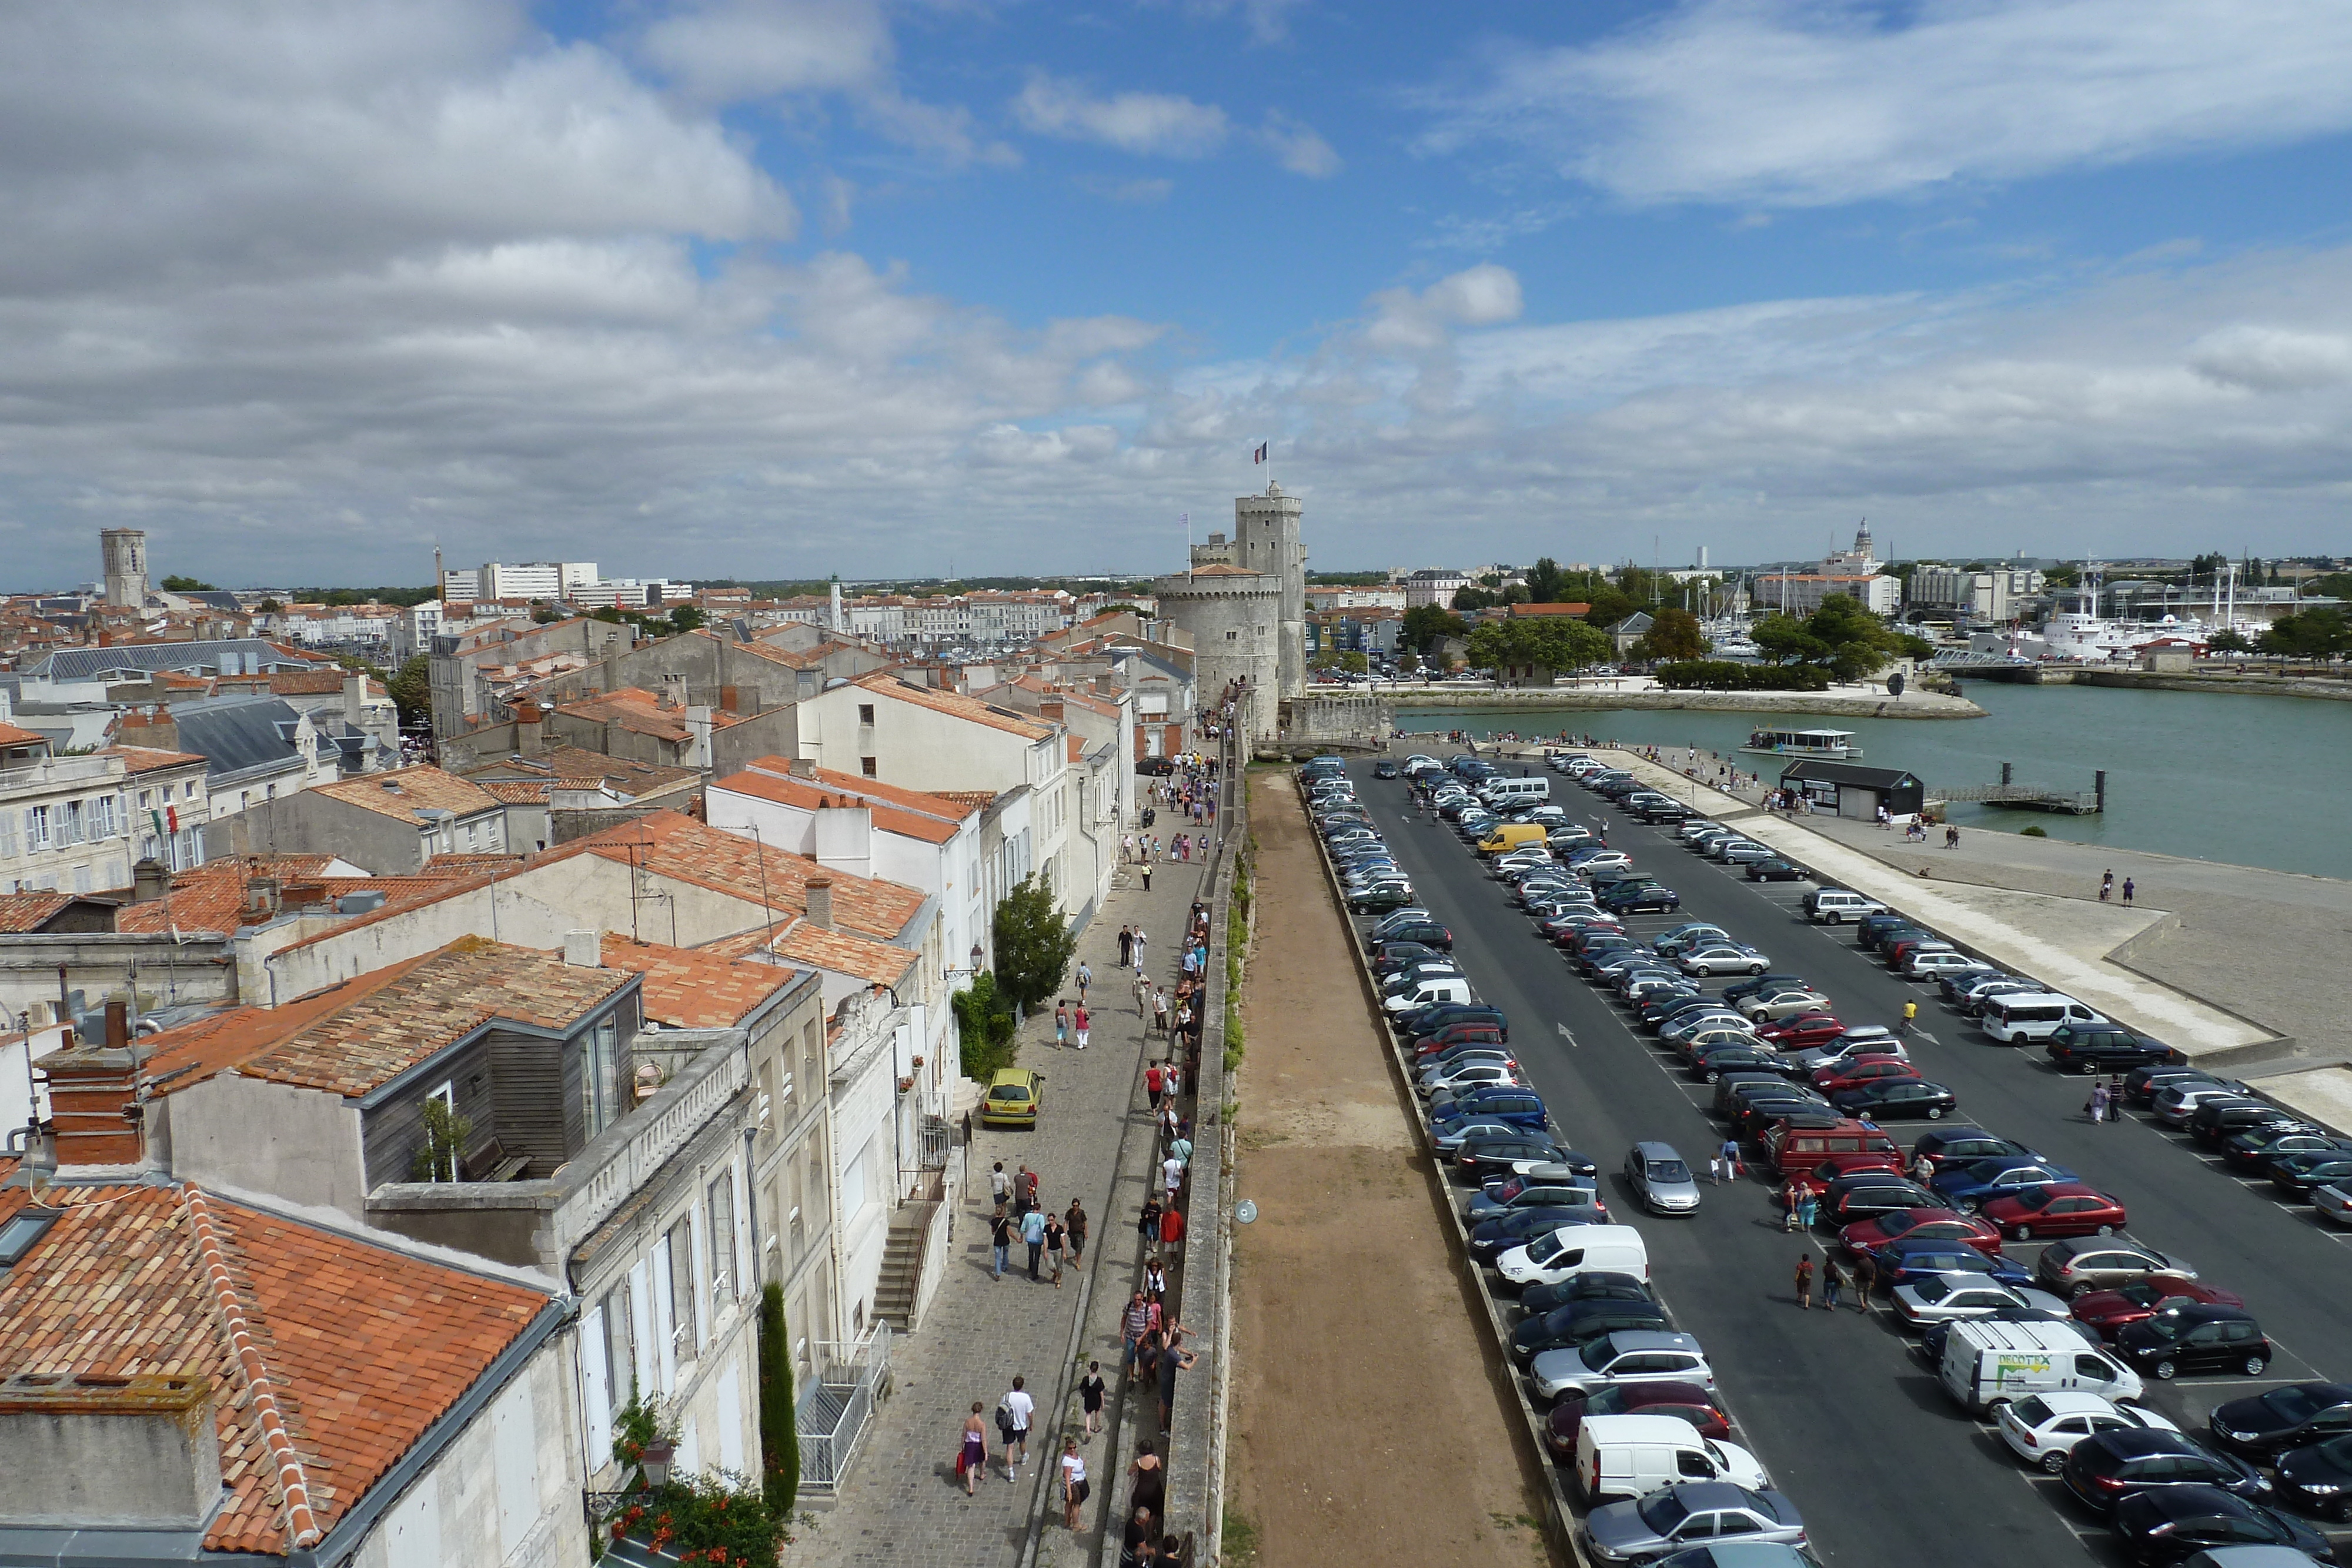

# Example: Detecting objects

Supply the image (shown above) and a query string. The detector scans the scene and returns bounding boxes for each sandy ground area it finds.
[1224,772,1559,1568]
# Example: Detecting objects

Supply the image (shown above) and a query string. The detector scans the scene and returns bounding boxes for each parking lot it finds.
[1335,751,2352,1566]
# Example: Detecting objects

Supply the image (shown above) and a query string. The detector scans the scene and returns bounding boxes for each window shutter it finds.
[581,1303,610,1456]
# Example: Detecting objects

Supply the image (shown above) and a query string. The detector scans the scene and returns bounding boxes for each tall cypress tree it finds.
[759,1283,799,1516]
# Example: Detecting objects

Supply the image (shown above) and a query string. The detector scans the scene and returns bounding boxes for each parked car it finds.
[1867,1239,2032,1289]
[2276,1432,2352,1522]
[1910,1128,2041,1174]
[1520,1269,1655,1318]
[1451,1131,1567,1175]
[2271,1151,2352,1197]
[2060,1428,2272,1513]
[2032,1237,2187,1293]
[2108,1486,2331,1566]
[1347,882,1417,913]
[1979,1185,2129,1242]
[1545,1380,1730,1456]
[1511,1297,1676,1363]
[1580,1483,1808,1564]
[1601,884,1684,914]
[1892,1272,2069,1327]
[1531,1330,1716,1402]
[1469,1206,1603,1265]
[2045,1026,2174,1075]
[2112,1305,2274,1381]
[1932,1157,2080,1211]
[1745,858,1807,882]
[1812,1056,1920,1095]
[1818,1174,1940,1223]
[1997,1391,2181,1474]
[1677,944,1773,977]
[1625,1142,1703,1215]
[2208,1383,2352,1460]
[1687,1045,1785,1084]
[2071,1278,2244,1339]
[1831,1078,1957,1121]
[1738,987,1835,1023]
[1839,1208,2004,1258]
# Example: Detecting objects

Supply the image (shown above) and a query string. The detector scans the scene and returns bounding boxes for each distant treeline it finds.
[1653,661,1833,693]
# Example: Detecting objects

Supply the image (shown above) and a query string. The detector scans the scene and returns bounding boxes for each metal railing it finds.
[917,1114,951,1168]
[796,1322,892,1492]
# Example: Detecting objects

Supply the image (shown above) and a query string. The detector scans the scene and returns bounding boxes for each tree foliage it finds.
[991,875,1075,1014]
[161,574,216,591]
[387,655,431,727]
[1523,556,1571,605]
[2259,607,2349,658]
[1654,660,1831,692]
[1401,604,1467,654]
[1632,607,1709,663]
[1752,595,1910,681]
[758,1283,799,1517]
[1466,616,1611,677]
[950,971,1019,1079]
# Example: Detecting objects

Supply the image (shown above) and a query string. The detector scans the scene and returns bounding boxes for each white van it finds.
[1496,1223,1649,1288]
[1481,777,1551,808]
[1575,1415,1769,1503]
[1382,976,1475,1015]
[1937,1320,2143,1414]
[1982,992,2112,1044]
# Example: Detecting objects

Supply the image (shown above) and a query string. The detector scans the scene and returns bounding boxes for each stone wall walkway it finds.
[788,844,1217,1568]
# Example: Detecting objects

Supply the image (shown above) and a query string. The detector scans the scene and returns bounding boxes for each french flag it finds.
[1252,442,1268,464]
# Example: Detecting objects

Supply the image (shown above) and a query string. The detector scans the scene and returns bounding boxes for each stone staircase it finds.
[871,1201,937,1330]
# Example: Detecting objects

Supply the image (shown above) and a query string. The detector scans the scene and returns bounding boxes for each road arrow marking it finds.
[1557,1022,1581,1048]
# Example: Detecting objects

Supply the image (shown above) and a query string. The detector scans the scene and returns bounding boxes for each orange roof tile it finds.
[0,1181,546,1556]
[565,811,926,940]
[850,672,1053,740]
[599,934,798,1027]
[0,721,49,748]
[768,924,919,987]
[308,765,502,823]
[553,686,746,744]
[0,892,71,932]
[713,762,976,846]
[98,743,209,773]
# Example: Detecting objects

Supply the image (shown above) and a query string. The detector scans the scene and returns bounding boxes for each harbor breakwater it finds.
[1380,686,1985,720]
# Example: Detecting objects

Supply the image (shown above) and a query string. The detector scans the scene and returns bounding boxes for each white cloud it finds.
[1013,73,1230,159]
[1421,0,2352,207]
[2189,326,2352,392]
[639,0,891,100]
[1258,112,1342,178]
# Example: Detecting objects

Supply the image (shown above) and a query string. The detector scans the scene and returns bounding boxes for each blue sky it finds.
[4,0,2352,587]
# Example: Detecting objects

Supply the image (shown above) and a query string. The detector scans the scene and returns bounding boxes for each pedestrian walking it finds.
[1121,1292,1152,1372]
[1122,1507,1157,1568]
[1913,1152,1936,1183]
[1055,1002,1070,1048]
[1019,1165,1039,1213]
[2100,870,2114,901]
[1852,1248,1876,1308]
[1138,1193,1163,1251]
[1823,1257,1846,1310]
[1900,1000,1918,1036]
[1141,861,1153,891]
[1065,1199,1088,1264]
[1718,1137,1741,1184]
[1128,1443,1166,1531]
[1078,959,1092,1001]
[959,1402,988,1495]
[1154,988,1170,1035]
[1156,1333,1196,1431]
[1119,926,1134,967]
[1159,1203,1185,1255]
[990,1211,1014,1279]
[1163,1152,1184,1202]
[1164,1059,1183,1102]
[1045,1211,1066,1286]
[1143,1257,1168,1300]
[1074,1004,1090,1050]
[1021,1204,1047,1281]
[1798,1191,1819,1231]
[1132,928,1148,971]
[2089,1081,2110,1124]
[1080,1359,1107,1435]
[1060,1436,1090,1529]
[1168,1132,1192,1169]
[1795,1254,1815,1309]
[990,1161,1010,1216]
[2122,877,2136,907]
[1782,1179,1801,1231]
[1001,1378,1034,1480]
[1146,1061,1165,1111]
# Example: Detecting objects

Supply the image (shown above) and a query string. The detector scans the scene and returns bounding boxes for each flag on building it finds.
[1252,442,1268,464]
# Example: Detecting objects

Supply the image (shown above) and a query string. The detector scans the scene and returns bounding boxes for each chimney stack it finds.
[0,1373,222,1528]
[342,670,366,731]
[562,929,600,967]
[805,877,834,931]
[790,758,817,779]
[131,859,169,904]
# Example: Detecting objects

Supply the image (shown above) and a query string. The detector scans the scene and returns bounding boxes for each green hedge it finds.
[1653,660,1832,692]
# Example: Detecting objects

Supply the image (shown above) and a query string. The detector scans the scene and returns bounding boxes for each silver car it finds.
[1582,1483,1808,1564]
[1531,1330,1714,1401]
[1626,1142,1702,1215]
[1890,1272,2070,1328]
[1678,944,1772,977]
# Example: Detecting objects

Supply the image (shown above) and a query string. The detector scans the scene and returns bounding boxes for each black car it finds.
[1399,1001,1499,1038]
[2273,1152,2352,1196]
[1855,912,1925,952]
[2126,1065,2221,1108]
[1638,803,1693,825]
[1601,885,1683,915]
[1509,1298,1674,1362]
[1910,1128,2042,1172]
[1371,941,1449,975]
[1830,1078,1957,1121]
[2109,1485,2333,1565]
[1372,760,1399,778]
[1520,1270,1656,1317]
[1687,1047,1783,1084]
[2191,1102,2301,1148]
[2277,1433,2352,1522]
[1744,858,1806,882]
[2044,1027,2173,1075]
[2062,1429,2272,1514]
[2210,1383,2352,1460]
[1469,1206,1597,1265]
[2219,1125,2348,1174]
[1347,883,1415,914]
[2113,1305,2273,1381]
[1819,1174,1938,1222]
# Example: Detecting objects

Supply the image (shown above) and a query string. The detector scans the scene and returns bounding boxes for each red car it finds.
[1756,1013,1845,1048]
[1977,1183,2127,1241]
[1545,1379,1731,1456]
[2070,1276,2244,1338]
[1812,1057,1920,1094]
[1786,1152,1905,1201]
[1838,1207,2003,1258]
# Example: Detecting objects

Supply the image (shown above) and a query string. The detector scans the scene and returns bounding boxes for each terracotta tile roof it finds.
[768,923,919,987]
[98,743,210,773]
[0,1181,546,1556]
[258,670,386,698]
[564,811,926,940]
[0,721,50,748]
[713,762,976,846]
[599,934,798,1027]
[1506,601,1594,618]
[136,939,633,1098]
[936,790,1000,814]
[0,892,71,932]
[480,779,556,804]
[553,686,745,744]
[851,672,1053,740]
[460,748,700,802]
[423,852,527,872]
[109,864,495,936]
[309,765,502,823]
[1184,563,1264,577]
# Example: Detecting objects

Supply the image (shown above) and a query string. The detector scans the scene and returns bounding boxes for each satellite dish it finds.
[1234,1199,1258,1224]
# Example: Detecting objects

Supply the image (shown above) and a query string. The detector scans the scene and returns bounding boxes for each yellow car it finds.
[981,1068,1042,1128]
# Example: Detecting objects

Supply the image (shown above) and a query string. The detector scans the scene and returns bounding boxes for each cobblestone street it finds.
[789,845,1216,1568]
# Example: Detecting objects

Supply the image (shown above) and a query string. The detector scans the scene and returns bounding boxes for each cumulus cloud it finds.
[1365,264,1526,352]
[1013,73,1231,158]
[1421,0,2352,207]
[639,0,891,100]
[1258,112,1342,177]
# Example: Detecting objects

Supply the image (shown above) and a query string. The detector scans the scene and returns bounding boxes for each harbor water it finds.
[1394,681,2352,881]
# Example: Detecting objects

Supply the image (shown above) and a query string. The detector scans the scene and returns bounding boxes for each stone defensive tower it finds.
[1152,564,1282,745]
[1231,483,1307,697]
[101,527,148,609]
